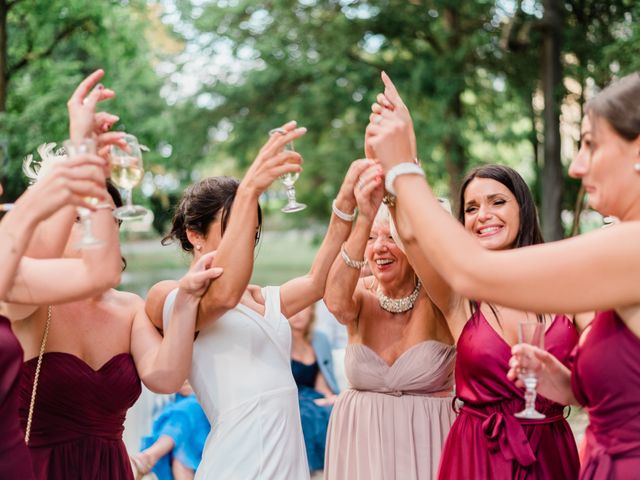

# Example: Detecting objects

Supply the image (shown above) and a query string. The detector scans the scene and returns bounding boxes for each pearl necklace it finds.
[377,279,422,314]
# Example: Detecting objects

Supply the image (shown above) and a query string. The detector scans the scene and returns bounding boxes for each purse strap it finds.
[25,305,51,445]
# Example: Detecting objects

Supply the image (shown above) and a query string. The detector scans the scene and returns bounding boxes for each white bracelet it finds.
[385,163,425,196]
[332,199,356,222]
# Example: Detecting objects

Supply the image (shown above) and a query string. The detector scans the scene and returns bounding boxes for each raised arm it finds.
[1,155,118,305]
[368,81,462,326]
[26,69,124,260]
[368,74,640,315]
[197,122,307,328]
[279,160,374,318]
[133,251,223,393]
[323,163,384,324]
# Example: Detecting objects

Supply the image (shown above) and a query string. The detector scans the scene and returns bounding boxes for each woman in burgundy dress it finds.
[369,72,640,479]
[5,71,224,480]
[0,87,119,477]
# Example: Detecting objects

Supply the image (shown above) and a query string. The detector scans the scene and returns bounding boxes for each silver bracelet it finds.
[332,199,356,222]
[385,162,425,196]
[340,243,366,269]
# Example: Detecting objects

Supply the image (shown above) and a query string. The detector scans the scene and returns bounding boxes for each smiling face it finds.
[462,177,521,251]
[365,217,414,286]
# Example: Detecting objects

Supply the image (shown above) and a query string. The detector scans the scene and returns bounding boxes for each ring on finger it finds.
[373,115,382,125]
[358,180,365,190]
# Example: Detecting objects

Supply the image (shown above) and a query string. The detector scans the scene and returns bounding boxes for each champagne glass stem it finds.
[523,377,538,414]
[125,188,133,210]
[286,186,297,204]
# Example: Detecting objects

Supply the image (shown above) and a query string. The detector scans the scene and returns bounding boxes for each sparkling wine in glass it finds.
[63,138,105,249]
[110,134,148,220]
[268,128,306,213]
[514,320,546,419]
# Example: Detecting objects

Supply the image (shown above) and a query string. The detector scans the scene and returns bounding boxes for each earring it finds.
[634,162,640,173]
[196,244,203,251]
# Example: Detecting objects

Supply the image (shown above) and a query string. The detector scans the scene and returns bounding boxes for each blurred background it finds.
[1,0,637,456]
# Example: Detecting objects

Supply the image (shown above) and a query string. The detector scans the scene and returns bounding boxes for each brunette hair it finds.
[162,176,262,252]
[586,72,640,141]
[457,164,544,248]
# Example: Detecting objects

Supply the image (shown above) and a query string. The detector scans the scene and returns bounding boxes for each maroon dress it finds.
[438,309,580,479]
[571,310,640,479]
[18,352,141,480]
[0,315,35,479]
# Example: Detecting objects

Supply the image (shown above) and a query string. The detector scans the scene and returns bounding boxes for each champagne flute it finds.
[63,139,105,248]
[110,134,148,220]
[268,128,306,213]
[514,320,546,419]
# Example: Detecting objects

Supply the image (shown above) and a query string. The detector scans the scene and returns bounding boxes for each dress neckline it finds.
[478,309,562,350]
[348,339,454,369]
[24,351,132,373]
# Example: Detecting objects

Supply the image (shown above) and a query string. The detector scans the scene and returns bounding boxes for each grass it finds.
[120,230,318,296]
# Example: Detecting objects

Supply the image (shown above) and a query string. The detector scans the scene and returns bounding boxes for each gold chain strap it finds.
[24,305,51,445]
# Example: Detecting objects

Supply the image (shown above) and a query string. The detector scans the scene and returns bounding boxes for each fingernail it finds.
[296,127,307,133]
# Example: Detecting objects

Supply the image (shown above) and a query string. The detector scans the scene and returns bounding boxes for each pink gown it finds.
[571,310,640,479]
[438,309,580,479]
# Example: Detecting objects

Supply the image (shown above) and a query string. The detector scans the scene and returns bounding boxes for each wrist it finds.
[236,182,261,201]
[385,162,425,196]
[332,199,356,222]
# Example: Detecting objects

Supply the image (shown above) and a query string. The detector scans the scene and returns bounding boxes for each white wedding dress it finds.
[163,286,309,480]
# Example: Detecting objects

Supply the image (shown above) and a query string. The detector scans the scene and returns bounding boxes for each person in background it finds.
[289,305,340,473]
[132,381,210,480]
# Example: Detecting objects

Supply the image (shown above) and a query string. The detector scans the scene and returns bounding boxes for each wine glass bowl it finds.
[268,128,306,213]
[514,320,546,419]
[110,134,148,220]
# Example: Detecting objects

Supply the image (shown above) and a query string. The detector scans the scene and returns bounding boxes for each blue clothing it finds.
[311,331,339,394]
[140,394,210,480]
[291,331,341,472]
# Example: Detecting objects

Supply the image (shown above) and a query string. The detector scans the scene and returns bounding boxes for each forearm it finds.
[0,201,38,297]
[280,195,355,317]
[25,206,76,259]
[139,291,199,393]
[198,186,259,323]
[540,358,578,406]
[142,435,176,466]
[323,216,371,320]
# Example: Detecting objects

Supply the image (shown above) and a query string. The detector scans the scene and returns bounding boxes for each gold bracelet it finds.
[382,194,396,207]
[340,242,366,269]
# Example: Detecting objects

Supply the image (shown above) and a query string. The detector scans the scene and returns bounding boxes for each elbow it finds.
[142,371,186,395]
[201,288,242,316]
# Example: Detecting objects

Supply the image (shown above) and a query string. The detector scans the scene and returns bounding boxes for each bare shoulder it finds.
[146,280,180,329]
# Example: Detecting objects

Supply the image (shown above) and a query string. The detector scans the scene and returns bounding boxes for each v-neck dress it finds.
[437,309,580,479]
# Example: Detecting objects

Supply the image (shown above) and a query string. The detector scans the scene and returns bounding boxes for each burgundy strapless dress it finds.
[18,352,141,480]
[571,310,640,479]
[438,310,580,479]
[0,315,35,479]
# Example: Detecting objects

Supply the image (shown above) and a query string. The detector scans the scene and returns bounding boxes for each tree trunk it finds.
[444,92,465,210]
[540,0,564,240]
[0,0,8,113]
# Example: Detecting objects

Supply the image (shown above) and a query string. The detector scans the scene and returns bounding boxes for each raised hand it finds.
[67,69,125,156]
[21,154,109,222]
[366,72,417,172]
[240,121,306,196]
[179,250,224,298]
[335,159,375,216]
[354,163,385,220]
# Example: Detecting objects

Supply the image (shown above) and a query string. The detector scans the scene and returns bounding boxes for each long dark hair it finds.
[586,72,640,141]
[458,164,545,323]
[458,164,544,248]
[162,176,262,252]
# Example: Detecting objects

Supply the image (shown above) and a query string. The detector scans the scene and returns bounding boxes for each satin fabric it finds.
[0,315,35,479]
[438,310,580,479]
[18,352,141,480]
[571,310,640,480]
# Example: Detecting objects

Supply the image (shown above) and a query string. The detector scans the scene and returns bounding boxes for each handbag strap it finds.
[25,305,51,445]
